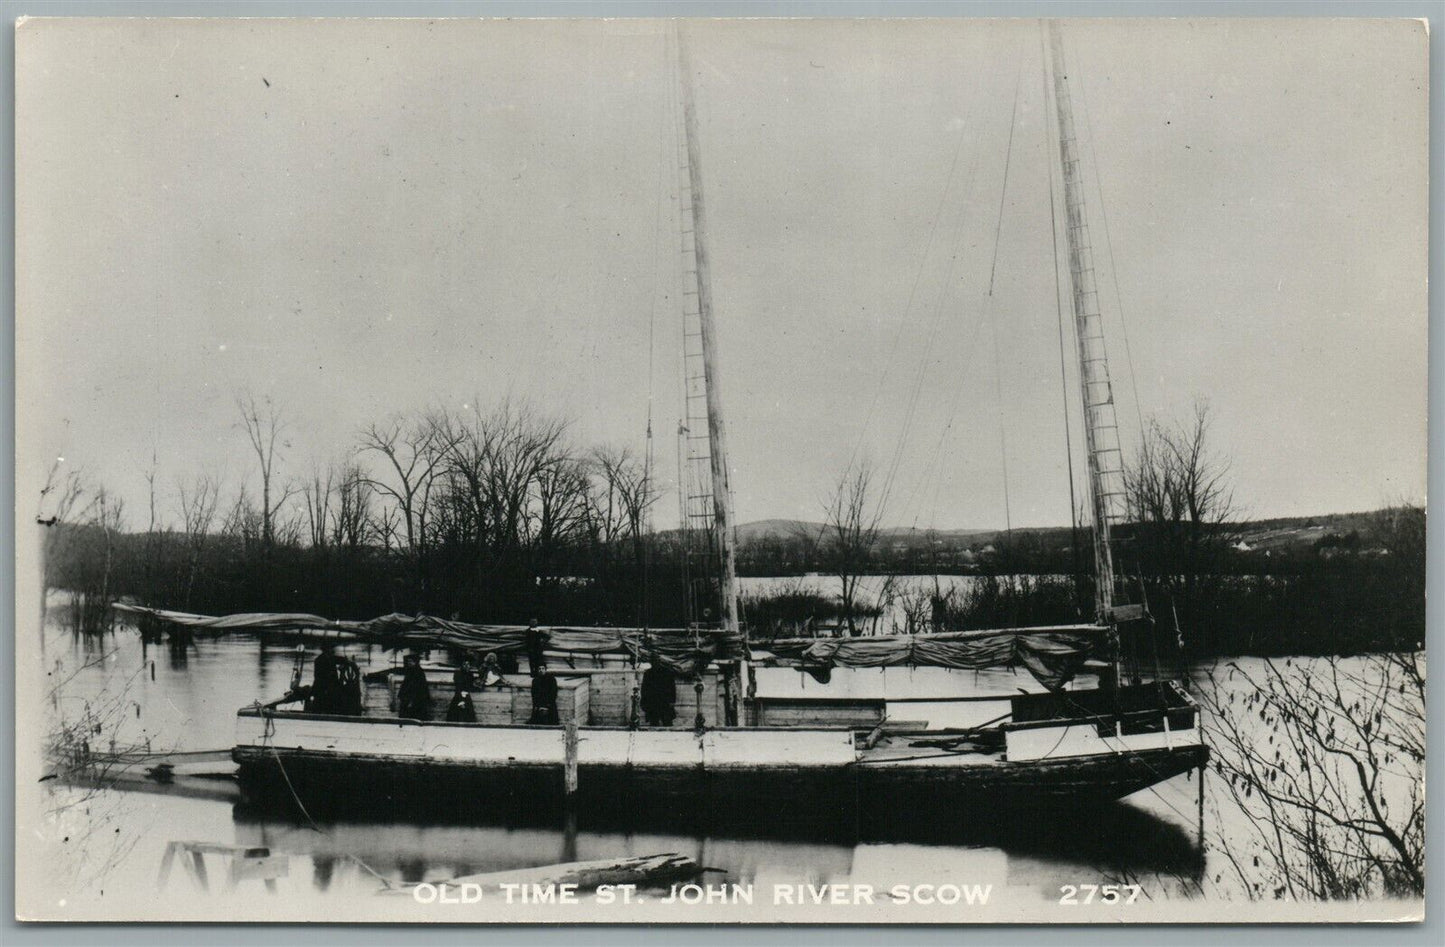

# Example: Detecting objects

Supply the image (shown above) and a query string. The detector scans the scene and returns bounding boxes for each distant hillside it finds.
[737,519,993,543]
[734,509,1400,566]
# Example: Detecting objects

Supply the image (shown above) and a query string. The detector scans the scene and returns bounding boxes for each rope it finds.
[262,712,396,889]
[844,78,980,489]
[983,51,1026,538]
[1041,28,1082,585]
[635,26,678,630]
[876,92,988,520]
[1069,30,1148,449]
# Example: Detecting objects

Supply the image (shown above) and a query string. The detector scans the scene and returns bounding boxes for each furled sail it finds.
[113,604,1098,686]
[762,625,1103,691]
[112,603,741,674]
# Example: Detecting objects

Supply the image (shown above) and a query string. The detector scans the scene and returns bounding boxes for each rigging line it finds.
[876,94,991,518]
[638,27,678,629]
[987,309,1013,537]
[1042,25,1082,582]
[986,53,1026,298]
[891,154,998,528]
[1069,31,1148,449]
[842,87,979,482]
[899,310,991,531]
[984,52,1026,538]
[875,133,984,518]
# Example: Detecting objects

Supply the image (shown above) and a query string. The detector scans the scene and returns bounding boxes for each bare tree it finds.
[1124,400,1239,639]
[1202,652,1425,899]
[37,461,87,633]
[236,393,296,548]
[358,413,457,558]
[443,400,570,559]
[531,454,591,576]
[69,487,125,634]
[586,445,658,549]
[175,474,220,608]
[220,484,263,548]
[300,462,336,549]
[329,463,373,550]
[816,460,885,637]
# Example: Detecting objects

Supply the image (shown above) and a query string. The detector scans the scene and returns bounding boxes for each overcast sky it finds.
[17,16,1428,533]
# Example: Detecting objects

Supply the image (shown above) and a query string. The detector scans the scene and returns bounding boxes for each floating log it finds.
[379,852,702,896]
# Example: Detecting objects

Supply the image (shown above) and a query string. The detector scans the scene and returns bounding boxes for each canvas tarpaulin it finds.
[762,625,1103,691]
[111,606,1099,685]
[111,604,742,675]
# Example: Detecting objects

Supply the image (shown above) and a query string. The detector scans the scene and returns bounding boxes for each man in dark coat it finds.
[529,664,560,725]
[305,642,345,714]
[337,653,363,716]
[397,653,433,721]
[524,619,548,675]
[640,662,677,727]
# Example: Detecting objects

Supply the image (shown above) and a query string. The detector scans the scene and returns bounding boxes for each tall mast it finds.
[1045,21,1127,626]
[675,26,739,633]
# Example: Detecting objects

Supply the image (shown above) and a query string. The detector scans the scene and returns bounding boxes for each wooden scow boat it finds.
[231,21,1206,815]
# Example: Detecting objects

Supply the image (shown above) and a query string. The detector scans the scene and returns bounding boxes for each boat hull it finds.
[233,709,1207,815]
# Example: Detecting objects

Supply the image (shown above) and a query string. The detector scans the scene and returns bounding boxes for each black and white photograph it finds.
[13,13,1429,924]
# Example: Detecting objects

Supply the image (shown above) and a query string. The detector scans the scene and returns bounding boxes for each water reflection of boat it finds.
[230,795,1201,887]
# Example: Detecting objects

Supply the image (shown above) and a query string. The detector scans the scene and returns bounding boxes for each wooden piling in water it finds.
[563,719,579,797]
[1197,762,1206,844]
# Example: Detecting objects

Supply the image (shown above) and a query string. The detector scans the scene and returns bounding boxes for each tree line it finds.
[40,394,691,632]
[38,396,1424,656]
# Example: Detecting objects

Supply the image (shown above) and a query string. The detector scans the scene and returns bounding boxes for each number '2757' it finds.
[1058,884,1141,905]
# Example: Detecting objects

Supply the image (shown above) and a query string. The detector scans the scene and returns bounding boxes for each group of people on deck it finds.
[301,641,363,716]
[389,619,560,724]
[306,618,679,727]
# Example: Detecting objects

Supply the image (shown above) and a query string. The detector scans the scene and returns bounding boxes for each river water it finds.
[22,598,1422,922]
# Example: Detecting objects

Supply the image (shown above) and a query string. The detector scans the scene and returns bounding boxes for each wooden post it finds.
[157,842,178,888]
[189,850,210,891]
[1197,762,1206,845]
[563,719,579,798]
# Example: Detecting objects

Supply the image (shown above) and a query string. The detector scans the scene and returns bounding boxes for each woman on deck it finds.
[397,653,433,721]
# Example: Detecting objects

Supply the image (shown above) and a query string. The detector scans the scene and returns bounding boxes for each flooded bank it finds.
[22,604,1420,920]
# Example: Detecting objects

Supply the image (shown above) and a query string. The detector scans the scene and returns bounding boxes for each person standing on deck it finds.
[397,652,433,721]
[524,619,548,674]
[529,664,560,725]
[305,642,345,714]
[640,662,677,727]
[337,652,363,716]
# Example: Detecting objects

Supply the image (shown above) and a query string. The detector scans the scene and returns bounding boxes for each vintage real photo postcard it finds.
[14,15,1428,924]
